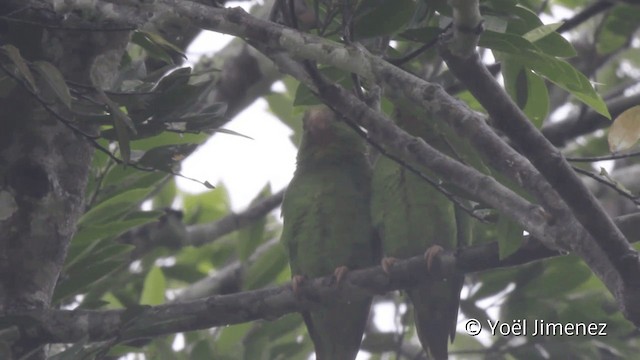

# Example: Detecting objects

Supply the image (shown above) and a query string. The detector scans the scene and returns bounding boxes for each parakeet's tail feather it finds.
[303,299,371,360]
[448,274,465,342]
[412,302,449,360]
[409,273,464,360]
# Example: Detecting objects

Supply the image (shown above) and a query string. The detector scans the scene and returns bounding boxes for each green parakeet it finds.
[281,106,376,360]
[371,109,470,360]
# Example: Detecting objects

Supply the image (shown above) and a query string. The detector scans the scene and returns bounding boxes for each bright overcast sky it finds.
[178,4,297,211]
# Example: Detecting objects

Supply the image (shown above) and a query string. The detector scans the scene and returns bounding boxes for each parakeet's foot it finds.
[291,275,306,297]
[381,257,398,274]
[425,245,445,272]
[333,266,350,285]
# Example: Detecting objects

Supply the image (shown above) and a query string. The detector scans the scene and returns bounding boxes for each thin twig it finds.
[566,151,640,163]
[573,166,639,205]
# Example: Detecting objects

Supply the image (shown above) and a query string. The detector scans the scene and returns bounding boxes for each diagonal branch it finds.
[260,49,631,324]
[119,189,285,258]
[440,43,640,302]
[187,188,285,247]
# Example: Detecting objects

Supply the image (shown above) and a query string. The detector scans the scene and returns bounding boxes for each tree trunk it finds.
[0,18,129,359]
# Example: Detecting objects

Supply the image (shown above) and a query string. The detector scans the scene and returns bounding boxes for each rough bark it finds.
[0,12,130,359]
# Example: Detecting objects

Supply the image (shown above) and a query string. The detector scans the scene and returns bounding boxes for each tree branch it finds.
[187,189,284,247]
[175,238,280,301]
[542,91,640,146]
[119,189,285,259]
[10,213,640,346]
[440,41,640,324]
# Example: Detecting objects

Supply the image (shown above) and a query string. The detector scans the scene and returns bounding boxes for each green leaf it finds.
[522,22,562,43]
[242,332,269,360]
[181,103,229,131]
[183,186,229,224]
[489,37,609,119]
[54,258,126,302]
[136,143,198,171]
[243,315,305,360]
[67,240,134,276]
[152,179,177,209]
[597,5,640,55]
[0,44,36,91]
[243,243,288,290]
[214,323,252,357]
[140,266,166,305]
[491,172,525,259]
[131,31,178,65]
[139,30,187,60]
[154,67,191,92]
[72,211,161,246]
[483,15,509,33]
[521,68,550,128]
[479,30,538,54]
[113,111,132,164]
[496,212,523,259]
[131,131,207,152]
[532,31,576,59]
[78,187,155,227]
[237,186,271,261]
[523,256,592,298]
[354,0,416,39]
[31,61,72,108]
[508,51,610,119]
[210,128,253,140]
[97,168,167,206]
[508,6,576,58]
[501,58,549,127]
[190,340,215,360]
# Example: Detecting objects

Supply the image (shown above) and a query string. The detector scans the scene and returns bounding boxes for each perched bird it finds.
[281,106,376,360]
[371,109,470,360]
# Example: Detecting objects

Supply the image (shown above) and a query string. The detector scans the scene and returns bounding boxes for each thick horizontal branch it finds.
[11,212,640,346]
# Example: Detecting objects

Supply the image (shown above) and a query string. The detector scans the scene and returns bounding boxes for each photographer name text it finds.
[487,319,607,336]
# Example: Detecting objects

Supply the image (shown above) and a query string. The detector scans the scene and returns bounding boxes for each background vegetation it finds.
[2,0,640,359]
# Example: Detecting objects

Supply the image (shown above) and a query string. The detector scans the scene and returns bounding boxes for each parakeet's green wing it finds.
[281,107,375,360]
[371,109,471,360]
